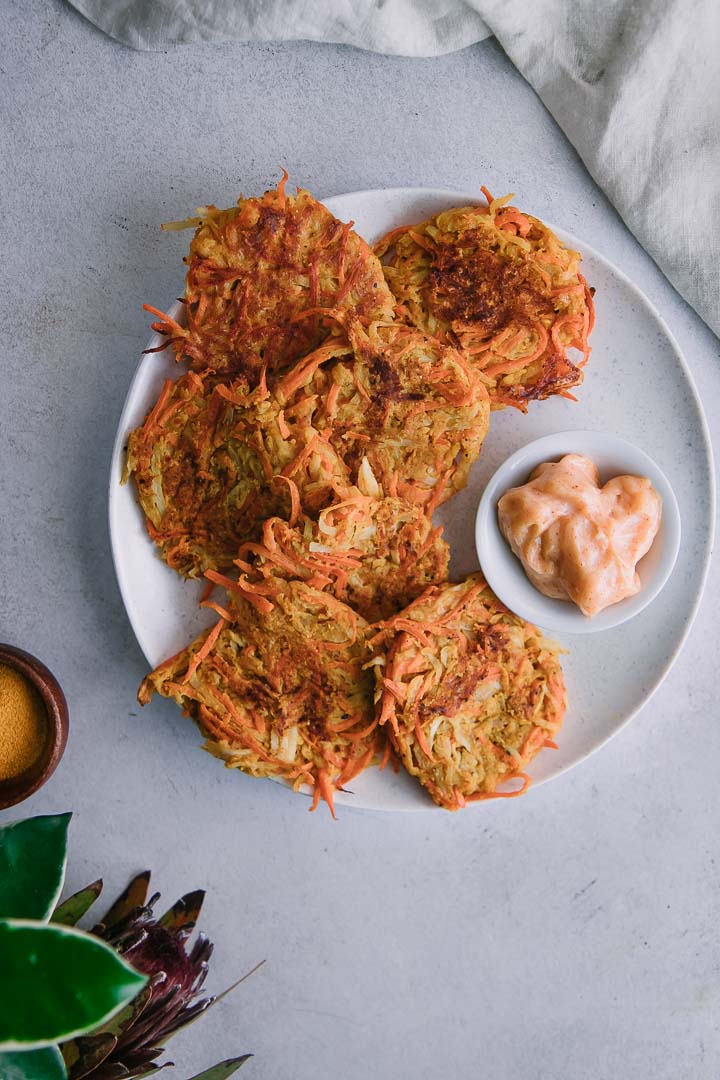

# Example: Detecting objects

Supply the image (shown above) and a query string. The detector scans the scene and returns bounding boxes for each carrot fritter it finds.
[238,492,449,623]
[276,320,491,509]
[124,369,351,578]
[373,574,566,809]
[145,176,394,387]
[376,190,594,410]
[138,580,380,817]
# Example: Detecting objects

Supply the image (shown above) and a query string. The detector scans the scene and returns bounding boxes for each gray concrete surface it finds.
[2,2,719,1077]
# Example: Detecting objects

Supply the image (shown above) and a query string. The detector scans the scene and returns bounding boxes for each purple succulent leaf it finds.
[129,1064,175,1079]
[142,998,216,1046]
[70,876,255,1080]
[126,926,200,985]
[139,958,266,1050]
[110,981,208,1052]
[188,936,214,966]
[118,991,214,1055]
[112,1048,166,1069]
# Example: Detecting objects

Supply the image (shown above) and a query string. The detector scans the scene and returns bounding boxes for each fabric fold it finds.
[68,0,490,55]
[66,0,719,336]
[477,0,720,337]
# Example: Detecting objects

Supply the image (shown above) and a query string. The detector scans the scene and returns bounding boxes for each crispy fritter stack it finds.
[129,178,582,811]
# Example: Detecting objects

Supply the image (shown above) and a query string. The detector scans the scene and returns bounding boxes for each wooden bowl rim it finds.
[0,644,69,810]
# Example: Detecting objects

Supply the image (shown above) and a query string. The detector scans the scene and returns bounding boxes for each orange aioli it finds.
[497,454,662,617]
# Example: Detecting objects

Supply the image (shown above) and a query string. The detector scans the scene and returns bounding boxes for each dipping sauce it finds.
[0,662,49,780]
[497,454,662,617]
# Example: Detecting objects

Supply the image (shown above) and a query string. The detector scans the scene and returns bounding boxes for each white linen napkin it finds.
[68,0,719,337]
[67,0,490,55]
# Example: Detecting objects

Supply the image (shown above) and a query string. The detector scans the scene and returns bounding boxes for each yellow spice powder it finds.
[0,663,49,780]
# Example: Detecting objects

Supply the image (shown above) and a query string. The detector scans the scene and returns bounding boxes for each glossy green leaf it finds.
[0,920,147,1049]
[186,1057,252,1080]
[52,881,103,927]
[0,1046,67,1080]
[0,814,71,921]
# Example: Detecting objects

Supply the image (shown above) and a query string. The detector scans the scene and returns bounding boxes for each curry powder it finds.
[0,663,48,780]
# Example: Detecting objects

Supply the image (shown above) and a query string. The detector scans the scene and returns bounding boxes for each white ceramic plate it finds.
[109,187,715,812]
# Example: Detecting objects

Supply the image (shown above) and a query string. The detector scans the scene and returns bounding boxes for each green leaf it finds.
[185,1057,252,1080]
[0,1046,67,1080]
[0,920,147,1049]
[0,814,72,921]
[52,881,103,927]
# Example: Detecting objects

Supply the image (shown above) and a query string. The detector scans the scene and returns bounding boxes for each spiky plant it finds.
[55,872,257,1080]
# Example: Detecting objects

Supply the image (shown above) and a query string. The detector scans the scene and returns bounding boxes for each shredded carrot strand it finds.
[308,769,337,819]
[182,617,227,684]
[273,474,301,526]
[204,569,275,615]
[142,378,174,433]
[276,167,289,207]
[200,599,233,622]
[466,774,532,801]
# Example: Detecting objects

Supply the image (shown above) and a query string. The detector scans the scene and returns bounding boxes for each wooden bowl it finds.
[0,644,69,810]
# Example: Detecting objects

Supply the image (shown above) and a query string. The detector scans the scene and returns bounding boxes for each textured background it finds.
[2,2,719,1077]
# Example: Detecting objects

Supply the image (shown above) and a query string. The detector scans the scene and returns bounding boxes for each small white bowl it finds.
[475,430,681,635]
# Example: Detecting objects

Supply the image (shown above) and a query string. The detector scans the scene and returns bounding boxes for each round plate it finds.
[109,187,715,812]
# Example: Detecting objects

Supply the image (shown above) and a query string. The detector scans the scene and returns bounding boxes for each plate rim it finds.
[108,184,716,811]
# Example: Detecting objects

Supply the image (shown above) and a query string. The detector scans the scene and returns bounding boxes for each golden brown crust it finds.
[125,369,351,578]
[276,320,491,509]
[373,574,567,809]
[138,580,380,816]
[147,181,394,387]
[376,194,594,410]
[239,494,450,623]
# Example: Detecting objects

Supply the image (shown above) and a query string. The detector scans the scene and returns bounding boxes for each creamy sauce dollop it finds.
[497,454,662,617]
